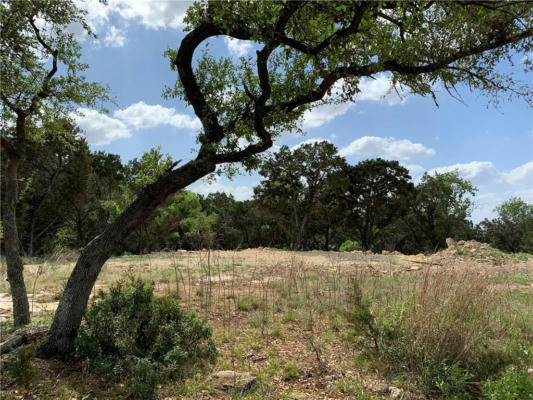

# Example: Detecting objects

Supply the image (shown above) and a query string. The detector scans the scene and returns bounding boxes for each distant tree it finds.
[255,141,347,250]
[40,0,533,358]
[17,128,92,255]
[345,159,414,251]
[410,171,476,251]
[1,0,107,325]
[102,148,173,252]
[309,170,350,250]
[202,192,246,249]
[55,151,127,250]
[480,197,533,253]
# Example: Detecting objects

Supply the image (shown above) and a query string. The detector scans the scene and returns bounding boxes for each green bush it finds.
[482,367,533,400]
[75,277,217,398]
[339,240,362,252]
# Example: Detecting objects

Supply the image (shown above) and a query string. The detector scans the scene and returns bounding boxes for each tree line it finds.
[7,139,531,257]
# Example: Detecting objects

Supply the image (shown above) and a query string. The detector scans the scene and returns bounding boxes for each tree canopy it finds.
[162,0,532,173]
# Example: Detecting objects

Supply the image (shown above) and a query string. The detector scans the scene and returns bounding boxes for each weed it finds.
[282,310,298,322]
[282,361,301,381]
[336,378,375,399]
[3,344,37,387]
[322,331,334,343]
[237,296,262,311]
[248,311,268,329]
[269,324,285,339]
[481,366,533,400]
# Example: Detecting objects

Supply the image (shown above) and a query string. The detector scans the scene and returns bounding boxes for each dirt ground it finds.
[1,244,532,399]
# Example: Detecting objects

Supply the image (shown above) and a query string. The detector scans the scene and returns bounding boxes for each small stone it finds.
[209,370,256,392]
[389,386,403,399]
[445,238,456,248]
[372,382,389,394]
[287,391,308,399]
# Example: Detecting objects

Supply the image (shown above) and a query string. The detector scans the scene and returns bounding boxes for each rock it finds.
[445,238,456,248]
[382,250,391,255]
[209,370,256,392]
[371,382,389,394]
[287,391,308,399]
[389,386,403,399]
[388,387,427,400]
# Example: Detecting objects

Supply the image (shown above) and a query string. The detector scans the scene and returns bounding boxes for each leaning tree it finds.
[38,0,532,359]
[1,0,107,326]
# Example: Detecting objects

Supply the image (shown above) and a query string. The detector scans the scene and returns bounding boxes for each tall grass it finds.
[345,269,532,396]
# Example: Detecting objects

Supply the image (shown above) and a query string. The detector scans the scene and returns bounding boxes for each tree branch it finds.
[277,3,369,56]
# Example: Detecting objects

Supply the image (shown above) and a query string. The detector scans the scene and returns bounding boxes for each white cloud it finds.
[415,161,533,189]
[504,161,533,186]
[471,188,533,223]
[290,138,331,151]
[71,108,131,146]
[301,74,406,129]
[111,0,191,30]
[102,25,126,47]
[72,102,201,145]
[302,103,352,129]
[190,181,253,201]
[113,101,201,131]
[357,74,405,105]
[225,37,253,57]
[429,161,503,186]
[404,164,425,180]
[68,0,192,46]
[339,136,435,160]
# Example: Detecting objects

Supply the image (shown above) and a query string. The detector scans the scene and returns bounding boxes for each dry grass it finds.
[1,247,532,399]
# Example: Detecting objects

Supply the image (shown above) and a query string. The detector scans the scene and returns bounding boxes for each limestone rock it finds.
[371,382,389,394]
[209,370,256,392]
[389,386,403,399]
[445,238,456,248]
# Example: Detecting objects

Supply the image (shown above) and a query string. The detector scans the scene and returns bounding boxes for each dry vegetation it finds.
[1,244,532,400]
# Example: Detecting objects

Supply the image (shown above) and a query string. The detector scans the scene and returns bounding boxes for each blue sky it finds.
[70,0,532,223]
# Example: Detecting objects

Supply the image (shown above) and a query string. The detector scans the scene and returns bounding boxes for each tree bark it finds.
[38,159,216,359]
[3,155,31,326]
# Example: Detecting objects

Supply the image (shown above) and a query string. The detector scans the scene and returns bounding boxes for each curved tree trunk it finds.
[38,159,215,359]
[3,156,31,327]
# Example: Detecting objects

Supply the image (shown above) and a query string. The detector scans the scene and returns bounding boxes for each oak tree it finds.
[346,159,414,251]
[1,0,107,326]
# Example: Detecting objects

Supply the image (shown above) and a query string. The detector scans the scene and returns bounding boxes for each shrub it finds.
[482,367,533,400]
[75,277,216,398]
[339,239,362,252]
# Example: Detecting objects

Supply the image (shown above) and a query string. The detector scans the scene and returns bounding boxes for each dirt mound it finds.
[434,238,530,266]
